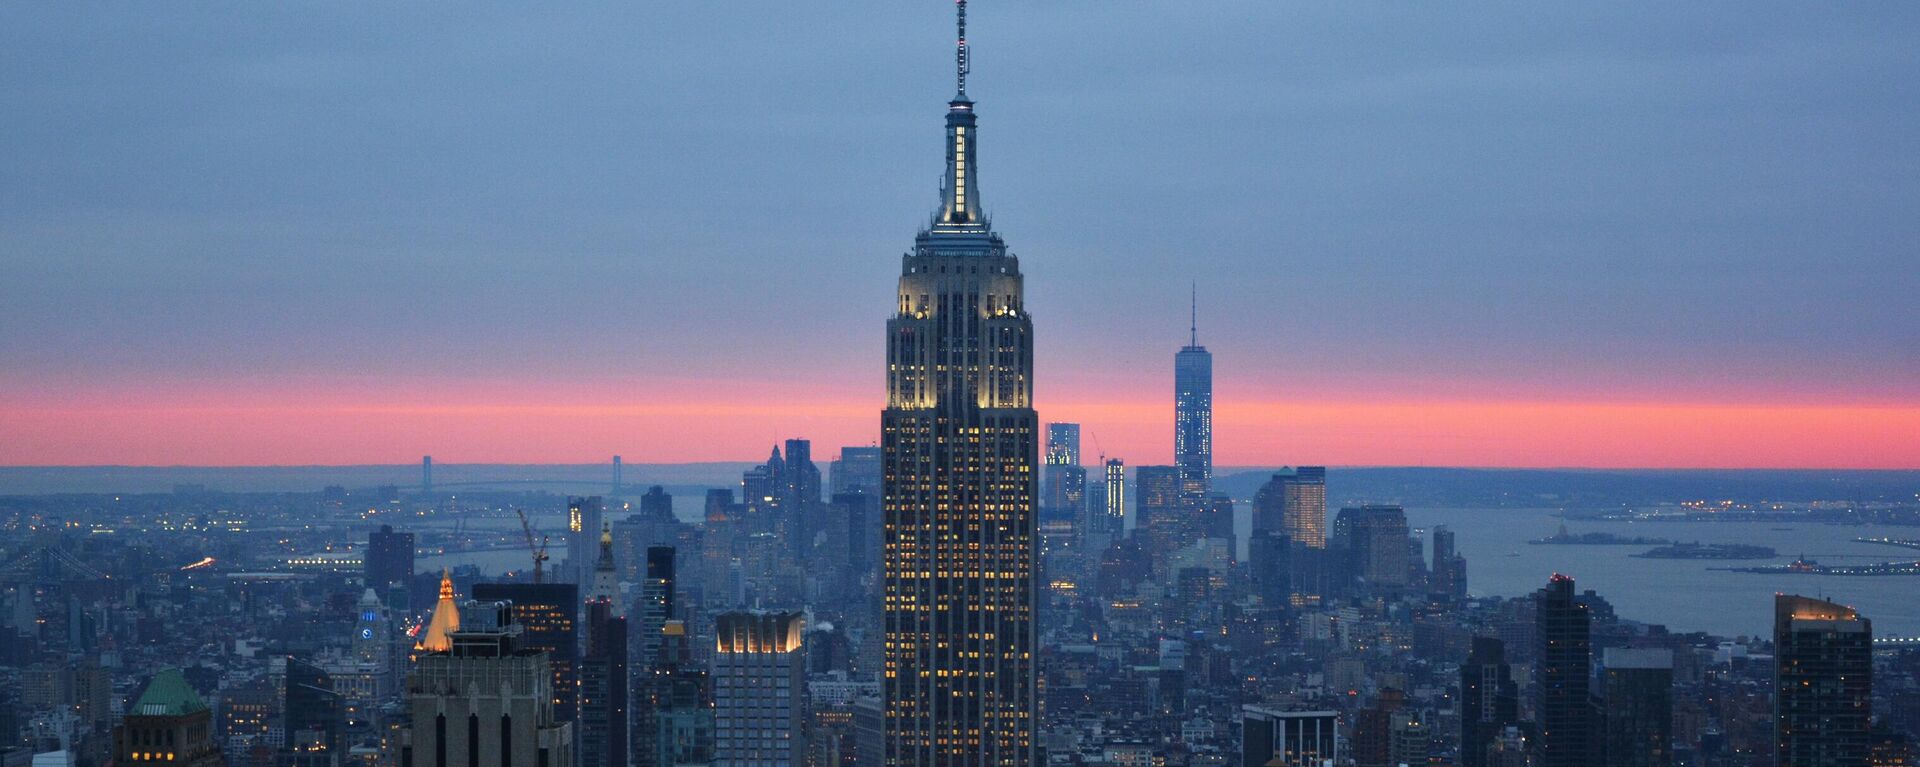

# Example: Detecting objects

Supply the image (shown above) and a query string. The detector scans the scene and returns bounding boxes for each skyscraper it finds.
[1774,594,1872,767]
[588,524,619,614]
[1173,290,1212,499]
[579,600,628,767]
[637,547,677,671]
[403,600,575,767]
[1041,423,1086,520]
[1601,648,1673,767]
[713,610,807,767]
[830,447,883,498]
[1045,423,1080,466]
[1100,458,1127,537]
[1460,637,1520,767]
[365,524,414,589]
[1335,504,1409,588]
[881,4,1037,764]
[473,582,581,725]
[567,496,606,586]
[1251,467,1326,549]
[1133,465,1181,542]
[1535,574,1595,767]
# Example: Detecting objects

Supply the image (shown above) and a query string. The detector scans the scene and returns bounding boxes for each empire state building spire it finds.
[935,0,982,230]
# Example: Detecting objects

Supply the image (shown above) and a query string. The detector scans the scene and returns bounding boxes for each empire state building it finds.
[881,3,1037,765]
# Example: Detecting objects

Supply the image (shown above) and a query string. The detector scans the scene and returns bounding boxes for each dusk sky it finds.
[3,3,1916,468]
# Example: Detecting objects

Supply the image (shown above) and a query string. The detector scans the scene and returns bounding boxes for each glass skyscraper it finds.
[1774,594,1872,767]
[1173,296,1212,499]
[881,4,1037,765]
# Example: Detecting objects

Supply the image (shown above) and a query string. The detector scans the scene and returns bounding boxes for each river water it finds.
[1401,508,1920,639]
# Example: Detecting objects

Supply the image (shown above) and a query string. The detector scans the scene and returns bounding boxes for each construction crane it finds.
[514,508,550,584]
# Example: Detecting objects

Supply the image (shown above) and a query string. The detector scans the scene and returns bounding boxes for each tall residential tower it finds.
[881,4,1037,765]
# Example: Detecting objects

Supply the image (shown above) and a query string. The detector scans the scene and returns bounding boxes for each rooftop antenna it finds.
[1189,281,1198,346]
[955,0,969,98]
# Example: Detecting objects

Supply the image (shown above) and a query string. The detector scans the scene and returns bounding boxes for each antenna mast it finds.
[956,0,969,97]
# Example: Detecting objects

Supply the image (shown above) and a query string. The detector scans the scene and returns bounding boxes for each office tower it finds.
[1602,648,1673,767]
[713,611,807,767]
[632,547,680,767]
[115,669,224,767]
[744,447,783,514]
[639,485,674,522]
[613,455,623,493]
[1173,291,1212,499]
[1460,637,1521,767]
[1042,427,1086,521]
[1242,706,1339,767]
[422,456,433,495]
[473,582,581,724]
[1133,465,1181,533]
[832,492,880,577]
[579,600,628,767]
[1535,574,1595,767]
[643,620,715,767]
[568,497,606,586]
[830,447,884,497]
[880,4,1037,765]
[783,439,823,506]
[279,657,343,767]
[1775,594,1872,767]
[1389,714,1430,767]
[1334,505,1409,588]
[1045,423,1080,466]
[417,570,461,653]
[1252,467,1326,549]
[638,547,677,670]
[1247,530,1291,608]
[403,600,575,767]
[365,524,414,589]
[1100,459,1127,536]
[1432,525,1468,600]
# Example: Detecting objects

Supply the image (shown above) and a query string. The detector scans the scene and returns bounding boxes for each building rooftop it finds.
[130,668,207,717]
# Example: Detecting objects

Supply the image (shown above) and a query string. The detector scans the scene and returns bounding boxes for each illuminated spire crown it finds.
[417,568,460,652]
[933,0,985,231]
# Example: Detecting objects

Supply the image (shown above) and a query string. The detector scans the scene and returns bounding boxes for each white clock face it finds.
[360,628,374,640]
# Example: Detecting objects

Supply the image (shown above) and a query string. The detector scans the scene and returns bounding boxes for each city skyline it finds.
[3,3,1917,469]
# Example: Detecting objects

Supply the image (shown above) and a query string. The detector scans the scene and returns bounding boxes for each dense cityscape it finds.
[3,4,1918,767]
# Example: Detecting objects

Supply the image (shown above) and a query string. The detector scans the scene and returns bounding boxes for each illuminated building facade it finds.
[1042,423,1086,521]
[1775,594,1872,767]
[567,496,605,586]
[881,4,1037,765]
[1100,459,1127,537]
[713,610,807,767]
[1173,296,1212,500]
[473,582,580,725]
[1253,467,1327,549]
[1045,423,1080,466]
